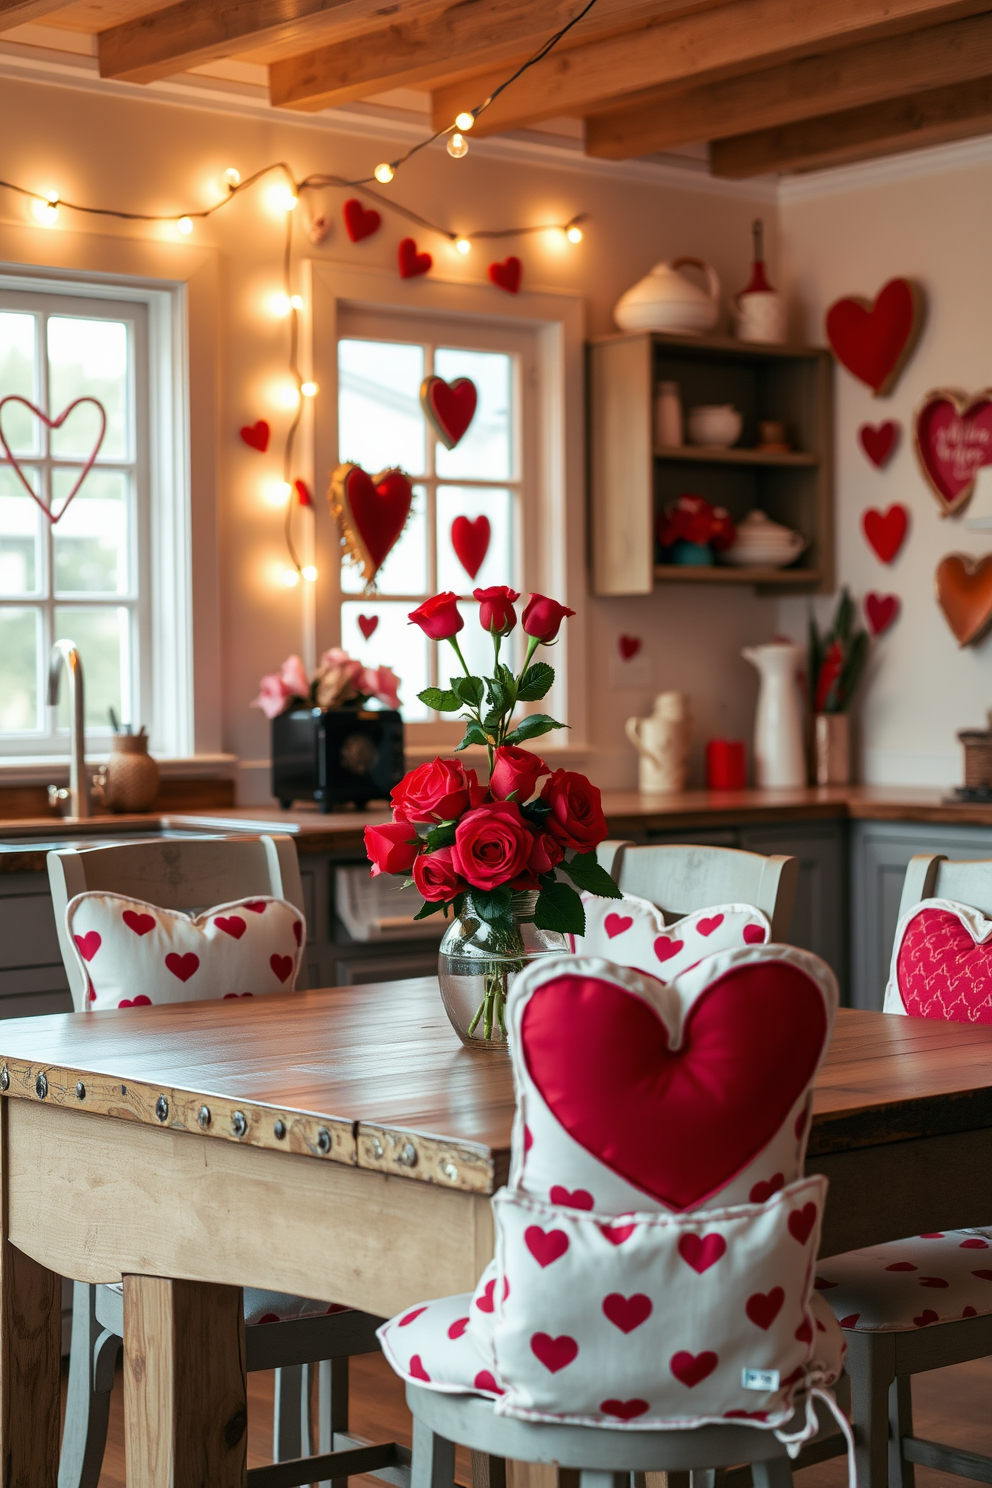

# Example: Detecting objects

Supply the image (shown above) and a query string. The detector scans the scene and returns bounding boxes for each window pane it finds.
[437,486,514,594]
[0,608,40,730]
[341,484,427,596]
[53,606,128,730]
[340,600,429,722]
[0,467,41,595]
[434,349,512,480]
[0,312,38,454]
[48,317,129,460]
[53,469,129,594]
[338,339,425,475]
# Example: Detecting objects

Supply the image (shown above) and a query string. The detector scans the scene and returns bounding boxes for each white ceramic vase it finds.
[742,642,807,788]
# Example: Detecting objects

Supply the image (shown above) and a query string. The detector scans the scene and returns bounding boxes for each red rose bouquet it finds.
[364,587,621,1041]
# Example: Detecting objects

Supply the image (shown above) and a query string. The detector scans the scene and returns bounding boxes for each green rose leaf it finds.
[418,687,463,713]
[425,822,457,852]
[533,880,586,935]
[454,720,490,751]
[503,714,568,745]
[413,899,448,920]
[561,851,623,899]
[451,675,484,708]
[467,886,514,930]
[486,678,514,717]
[517,661,555,702]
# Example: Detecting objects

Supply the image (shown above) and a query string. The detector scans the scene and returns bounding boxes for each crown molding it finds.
[779,129,992,202]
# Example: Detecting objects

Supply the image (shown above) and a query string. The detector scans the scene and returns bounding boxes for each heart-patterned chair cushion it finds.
[884,898,992,1023]
[572,894,770,982]
[815,1229,992,1332]
[66,892,305,1008]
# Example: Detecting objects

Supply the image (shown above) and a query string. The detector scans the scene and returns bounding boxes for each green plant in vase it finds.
[364,586,622,1046]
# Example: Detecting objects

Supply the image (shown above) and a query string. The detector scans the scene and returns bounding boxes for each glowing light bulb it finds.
[301,565,318,582]
[290,294,304,310]
[455,237,471,256]
[455,111,475,131]
[447,132,469,159]
[300,381,318,398]
[566,224,583,244]
[32,192,59,227]
[374,163,395,184]
[282,568,301,588]
[269,292,291,317]
[224,167,241,189]
[264,480,292,508]
[177,216,193,235]
[270,184,297,213]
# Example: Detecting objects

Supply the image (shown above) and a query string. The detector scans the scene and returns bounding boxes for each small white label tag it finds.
[742,1368,779,1392]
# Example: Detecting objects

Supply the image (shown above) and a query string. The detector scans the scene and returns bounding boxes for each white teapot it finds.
[625,692,692,793]
[614,257,720,335]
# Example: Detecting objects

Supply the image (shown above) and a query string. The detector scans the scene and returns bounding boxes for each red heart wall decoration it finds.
[343,198,381,243]
[293,478,313,508]
[862,504,908,564]
[328,462,414,586]
[858,421,899,468]
[935,553,992,646]
[398,238,432,279]
[825,278,923,396]
[489,256,522,294]
[451,514,490,579]
[0,395,106,525]
[357,614,379,640]
[864,592,900,637]
[914,389,992,516]
[618,635,642,660]
[240,419,270,452]
[421,375,477,450]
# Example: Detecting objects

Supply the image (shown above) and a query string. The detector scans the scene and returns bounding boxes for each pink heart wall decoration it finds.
[914,389,992,515]
[0,395,106,524]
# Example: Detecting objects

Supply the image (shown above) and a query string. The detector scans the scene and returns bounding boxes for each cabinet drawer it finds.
[0,895,61,968]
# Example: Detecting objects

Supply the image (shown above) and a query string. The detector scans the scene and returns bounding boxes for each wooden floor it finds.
[76,1348,992,1488]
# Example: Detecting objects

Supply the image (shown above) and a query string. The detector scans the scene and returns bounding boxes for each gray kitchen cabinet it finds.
[850,820,992,1011]
[0,871,70,1017]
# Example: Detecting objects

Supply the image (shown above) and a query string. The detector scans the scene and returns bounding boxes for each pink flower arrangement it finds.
[252,648,401,720]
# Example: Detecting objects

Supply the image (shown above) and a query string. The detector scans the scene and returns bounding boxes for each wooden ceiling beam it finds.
[586,9,992,158]
[0,0,78,26]
[269,0,717,113]
[710,74,992,176]
[97,0,452,85]
[431,0,992,136]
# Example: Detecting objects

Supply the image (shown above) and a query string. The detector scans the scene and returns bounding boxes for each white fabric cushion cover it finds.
[66,892,305,1009]
[883,897,992,1024]
[573,894,770,983]
[816,1228,992,1332]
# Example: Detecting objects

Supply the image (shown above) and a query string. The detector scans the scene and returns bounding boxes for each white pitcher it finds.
[625,692,692,793]
[741,643,807,789]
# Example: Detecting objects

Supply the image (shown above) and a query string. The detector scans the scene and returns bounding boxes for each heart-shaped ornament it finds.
[450,514,490,579]
[357,614,379,640]
[618,635,641,660]
[0,395,106,525]
[489,257,522,294]
[343,198,381,243]
[862,504,908,564]
[889,902,992,1022]
[328,462,413,587]
[240,419,270,452]
[398,238,432,279]
[864,592,900,636]
[858,421,899,468]
[914,389,992,516]
[306,213,331,246]
[421,376,477,450]
[825,278,923,395]
[935,552,992,646]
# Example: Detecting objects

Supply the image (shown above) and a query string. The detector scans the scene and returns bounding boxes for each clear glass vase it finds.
[438,891,569,1050]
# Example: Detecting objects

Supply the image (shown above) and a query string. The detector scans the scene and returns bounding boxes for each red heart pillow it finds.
[885,899,992,1024]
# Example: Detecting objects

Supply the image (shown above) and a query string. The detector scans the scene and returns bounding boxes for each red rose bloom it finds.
[474,585,519,635]
[451,801,533,891]
[409,592,463,640]
[540,769,608,852]
[391,757,486,823]
[364,822,418,877]
[528,829,564,875]
[489,745,548,804]
[521,593,575,642]
[413,846,463,902]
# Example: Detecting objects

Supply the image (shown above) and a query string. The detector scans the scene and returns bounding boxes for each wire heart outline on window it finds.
[0,394,108,525]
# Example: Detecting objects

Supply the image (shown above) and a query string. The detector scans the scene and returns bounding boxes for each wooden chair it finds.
[596,840,799,942]
[49,834,407,1488]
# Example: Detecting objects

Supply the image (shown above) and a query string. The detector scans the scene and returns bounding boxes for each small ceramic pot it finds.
[814,714,851,786]
[687,404,742,448]
[102,734,160,813]
[735,289,787,344]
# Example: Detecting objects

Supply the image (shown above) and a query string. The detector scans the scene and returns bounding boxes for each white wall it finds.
[779,142,992,787]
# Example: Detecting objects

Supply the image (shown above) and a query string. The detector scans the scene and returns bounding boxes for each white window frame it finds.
[308,260,587,755]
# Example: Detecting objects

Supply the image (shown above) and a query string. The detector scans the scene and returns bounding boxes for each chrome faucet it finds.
[47,640,91,820]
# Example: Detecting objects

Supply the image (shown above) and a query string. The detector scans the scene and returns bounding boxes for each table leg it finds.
[123,1275,247,1488]
[0,1098,61,1487]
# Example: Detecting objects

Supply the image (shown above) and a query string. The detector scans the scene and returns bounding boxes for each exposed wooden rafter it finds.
[0,0,78,27]
[585,9,992,158]
[710,74,992,177]
[268,0,718,113]
[430,0,992,136]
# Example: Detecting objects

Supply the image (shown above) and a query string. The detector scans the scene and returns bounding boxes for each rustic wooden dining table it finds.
[2,977,992,1488]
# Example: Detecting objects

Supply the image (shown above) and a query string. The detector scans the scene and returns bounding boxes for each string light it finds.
[566,223,584,243]
[301,565,318,582]
[269,292,292,316]
[224,167,241,189]
[177,216,193,235]
[290,294,303,310]
[374,163,395,184]
[455,237,472,256]
[447,133,469,160]
[300,381,318,398]
[282,568,301,588]
[32,191,59,227]
[455,112,475,131]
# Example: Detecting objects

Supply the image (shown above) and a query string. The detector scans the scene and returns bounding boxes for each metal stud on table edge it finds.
[35,1072,48,1100]
[198,1105,211,1128]
[317,1127,331,1154]
[231,1110,247,1137]
[75,1081,85,1100]
[0,1066,8,1092]
[155,1095,169,1122]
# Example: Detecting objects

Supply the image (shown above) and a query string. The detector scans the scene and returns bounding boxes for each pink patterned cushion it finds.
[66,893,305,1009]
[883,899,992,1023]
[816,1229,992,1331]
[573,894,770,982]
